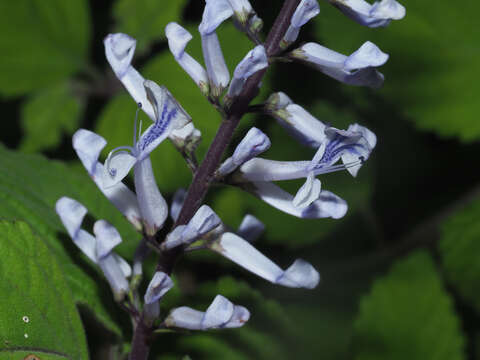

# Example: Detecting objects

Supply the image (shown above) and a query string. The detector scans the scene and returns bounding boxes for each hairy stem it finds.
[129,1,301,358]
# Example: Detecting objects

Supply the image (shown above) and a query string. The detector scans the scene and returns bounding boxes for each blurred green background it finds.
[0,0,479,359]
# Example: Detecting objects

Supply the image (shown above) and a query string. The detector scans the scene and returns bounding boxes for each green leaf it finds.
[0,220,88,359]
[0,351,68,360]
[439,196,480,314]
[0,144,141,338]
[97,22,257,192]
[315,0,480,141]
[20,82,83,153]
[0,0,90,96]
[352,251,465,360]
[113,0,187,52]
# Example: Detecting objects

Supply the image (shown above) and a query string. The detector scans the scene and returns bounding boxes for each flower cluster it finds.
[56,0,404,337]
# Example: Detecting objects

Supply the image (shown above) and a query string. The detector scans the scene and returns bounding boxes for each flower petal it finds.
[218,127,271,176]
[291,42,388,88]
[292,172,321,208]
[165,295,250,330]
[228,45,268,97]
[166,307,205,330]
[171,188,187,222]
[55,196,87,239]
[104,33,156,122]
[166,22,209,92]
[237,214,265,242]
[281,104,327,147]
[211,232,320,289]
[344,41,389,71]
[201,32,230,94]
[104,33,136,78]
[265,91,294,112]
[283,0,320,45]
[239,158,310,182]
[144,271,174,304]
[93,220,122,259]
[202,295,234,329]
[98,253,130,301]
[102,150,137,188]
[134,157,168,235]
[73,129,142,230]
[276,259,320,289]
[136,82,191,160]
[55,197,96,262]
[251,181,347,219]
[113,253,132,278]
[199,0,234,35]
[72,129,107,175]
[328,0,405,27]
[163,205,221,250]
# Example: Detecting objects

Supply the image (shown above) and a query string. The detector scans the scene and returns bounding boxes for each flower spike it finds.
[210,232,320,288]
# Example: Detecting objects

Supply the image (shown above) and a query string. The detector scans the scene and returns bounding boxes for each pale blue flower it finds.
[102,81,189,234]
[105,32,201,142]
[327,0,405,27]
[228,45,268,97]
[162,205,221,250]
[72,129,142,230]
[165,23,210,95]
[56,197,131,301]
[199,0,232,96]
[291,41,389,88]
[237,214,265,242]
[210,232,320,288]
[283,0,320,47]
[237,123,376,209]
[227,0,254,23]
[144,271,174,321]
[218,127,271,176]
[165,295,250,330]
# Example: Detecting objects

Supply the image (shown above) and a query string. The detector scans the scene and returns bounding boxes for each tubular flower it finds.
[102,80,189,234]
[105,32,200,144]
[290,41,389,88]
[327,0,405,27]
[165,23,210,95]
[165,295,250,330]
[199,0,232,96]
[282,0,321,48]
[227,45,268,97]
[210,232,320,288]
[56,197,131,301]
[143,271,174,322]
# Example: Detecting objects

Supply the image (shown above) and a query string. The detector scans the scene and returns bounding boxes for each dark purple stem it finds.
[129,314,151,360]
[129,1,301,358]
